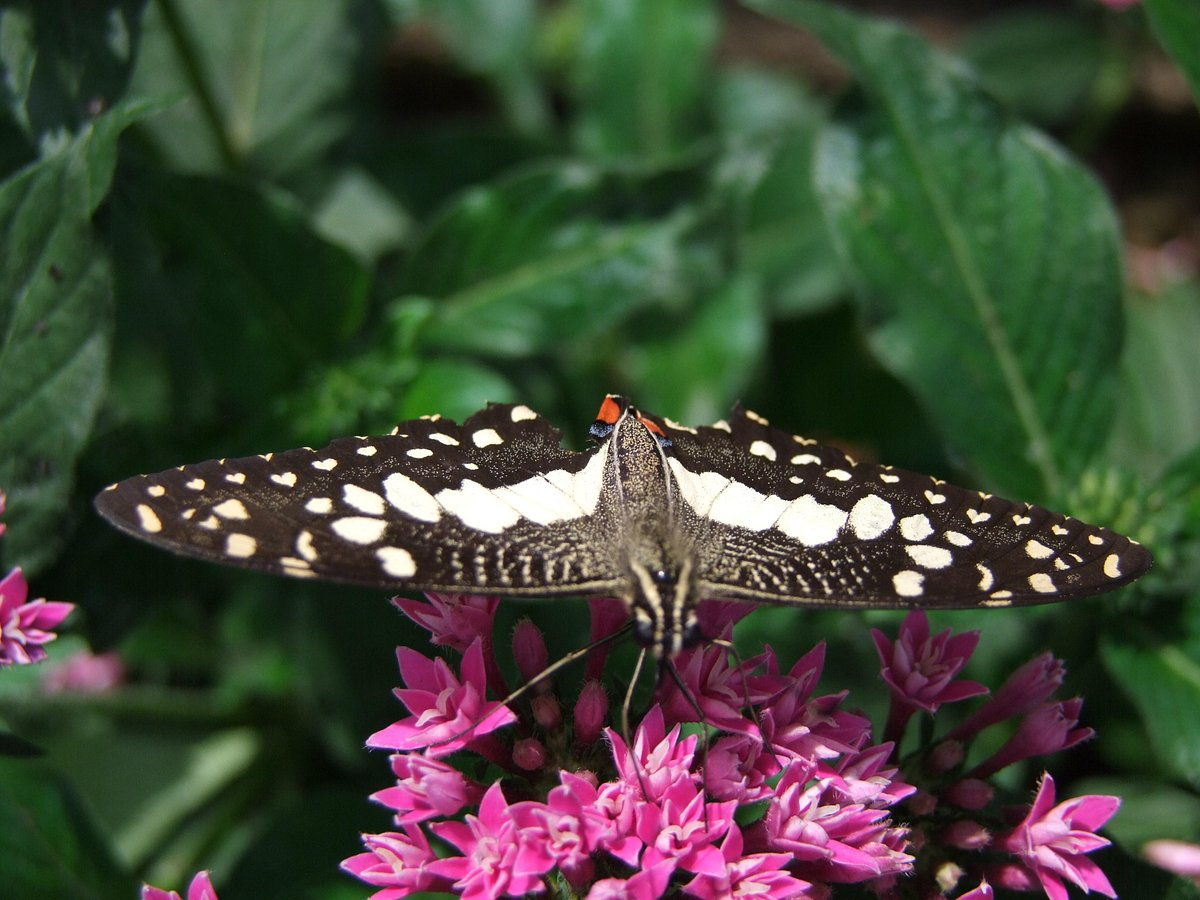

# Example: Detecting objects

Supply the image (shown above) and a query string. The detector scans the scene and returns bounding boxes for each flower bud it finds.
[512,618,549,687]
[513,737,547,771]
[945,778,994,810]
[942,819,991,850]
[574,680,608,746]
[532,693,562,731]
[929,739,964,773]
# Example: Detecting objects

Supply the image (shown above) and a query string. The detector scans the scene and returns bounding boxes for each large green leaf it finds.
[569,0,718,160]
[127,0,357,176]
[0,758,133,900]
[114,172,369,417]
[1145,0,1200,108]
[0,104,151,573]
[1102,635,1200,788]
[749,0,1124,502]
[409,164,694,358]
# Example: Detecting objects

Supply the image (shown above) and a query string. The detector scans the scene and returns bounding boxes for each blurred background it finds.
[0,0,1197,897]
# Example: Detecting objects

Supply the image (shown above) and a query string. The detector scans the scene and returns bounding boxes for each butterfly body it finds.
[96,395,1151,659]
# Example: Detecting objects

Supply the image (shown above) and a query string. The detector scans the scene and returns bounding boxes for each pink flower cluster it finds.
[0,490,74,667]
[328,598,1123,899]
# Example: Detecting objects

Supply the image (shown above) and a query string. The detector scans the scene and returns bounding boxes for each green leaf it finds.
[396,358,517,421]
[1102,635,1200,788]
[410,163,693,358]
[127,0,358,176]
[0,0,141,148]
[623,274,766,424]
[1145,0,1200,109]
[115,172,369,416]
[1108,283,1200,477]
[749,0,1124,501]
[0,758,133,900]
[962,11,1109,125]
[0,105,150,573]
[569,0,719,160]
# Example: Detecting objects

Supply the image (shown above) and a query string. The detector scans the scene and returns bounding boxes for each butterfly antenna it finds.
[428,622,635,753]
[711,635,783,770]
[660,656,717,829]
[622,647,652,801]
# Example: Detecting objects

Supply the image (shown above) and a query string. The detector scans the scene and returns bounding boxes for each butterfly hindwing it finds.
[95,404,623,595]
[648,406,1150,609]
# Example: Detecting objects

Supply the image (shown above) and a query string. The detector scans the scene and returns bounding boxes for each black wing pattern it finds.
[643,405,1150,610]
[96,404,623,596]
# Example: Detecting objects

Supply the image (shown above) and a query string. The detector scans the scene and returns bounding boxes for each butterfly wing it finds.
[95,403,623,596]
[648,406,1150,609]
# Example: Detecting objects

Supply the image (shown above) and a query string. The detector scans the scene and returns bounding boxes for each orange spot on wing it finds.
[595,395,623,426]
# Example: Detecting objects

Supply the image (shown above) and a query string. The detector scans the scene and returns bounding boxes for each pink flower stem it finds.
[883,699,917,748]
[480,636,510,701]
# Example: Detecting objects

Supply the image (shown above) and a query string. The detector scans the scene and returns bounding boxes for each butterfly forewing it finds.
[645,406,1150,609]
[96,404,623,596]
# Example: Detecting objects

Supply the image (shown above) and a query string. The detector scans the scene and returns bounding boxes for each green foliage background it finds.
[0,0,1198,897]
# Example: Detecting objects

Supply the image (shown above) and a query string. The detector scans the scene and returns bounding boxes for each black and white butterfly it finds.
[96,395,1151,658]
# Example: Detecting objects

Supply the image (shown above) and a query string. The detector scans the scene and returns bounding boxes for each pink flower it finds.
[873,611,986,743]
[948,652,1065,742]
[827,742,915,808]
[637,778,735,876]
[371,754,482,824]
[510,772,609,888]
[366,638,516,757]
[758,760,913,883]
[0,567,74,666]
[683,825,812,899]
[41,650,125,694]
[391,592,498,654]
[429,782,551,898]
[997,773,1119,900]
[142,871,218,900]
[0,489,6,538]
[971,699,1093,779]
[956,880,994,899]
[657,643,772,736]
[341,823,446,898]
[606,705,699,801]
[704,733,777,802]
[1144,839,1200,883]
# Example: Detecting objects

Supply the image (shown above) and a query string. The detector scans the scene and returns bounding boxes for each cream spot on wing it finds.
[332,516,388,545]
[510,405,538,422]
[1088,534,1104,546]
[182,509,195,519]
[967,508,990,524]
[1028,573,1056,593]
[186,478,205,490]
[1025,540,1053,559]
[712,420,731,432]
[976,564,993,591]
[776,495,849,546]
[1013,514,1032,526]
[899,514,934,541]
[472,428,503,448]
[136,504,162,533]
[893,570,924,597]
[825,469,851,481]
[383,473,441,523]
[435,480,520,533]
[990,589,1013,600]
[312,458,338,471]
[1104,554,1121,578]
[407,448,434,459]
[945,530,972,547]
[925,490,946,505]
[710,482,789,532]
[271,472,298,487]
[982,596,1012,607]
[789,476,802,484]
[849,495,894,540]
[357,445,378,456]
[296,530,318,561]
[790,454,821,465]
[744,409,770,425]
[906,544,953,569]
[662,417,697,434]
[880,473,900,483]
[429,433,460,446]
[225,472,246,485]
[226,533,257,558]
[343,484,386,516]
[1055,558,1070,570]
[280,557,314,578]
[1052,524,1069,536]
[198,515,220,530]
[147,484,166,497]
[463,462,479,470]
[305,497,333,514]
[213,498,249,520]
[377,546,416,578]
[793,435,817,446]
[749,440,777,462]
